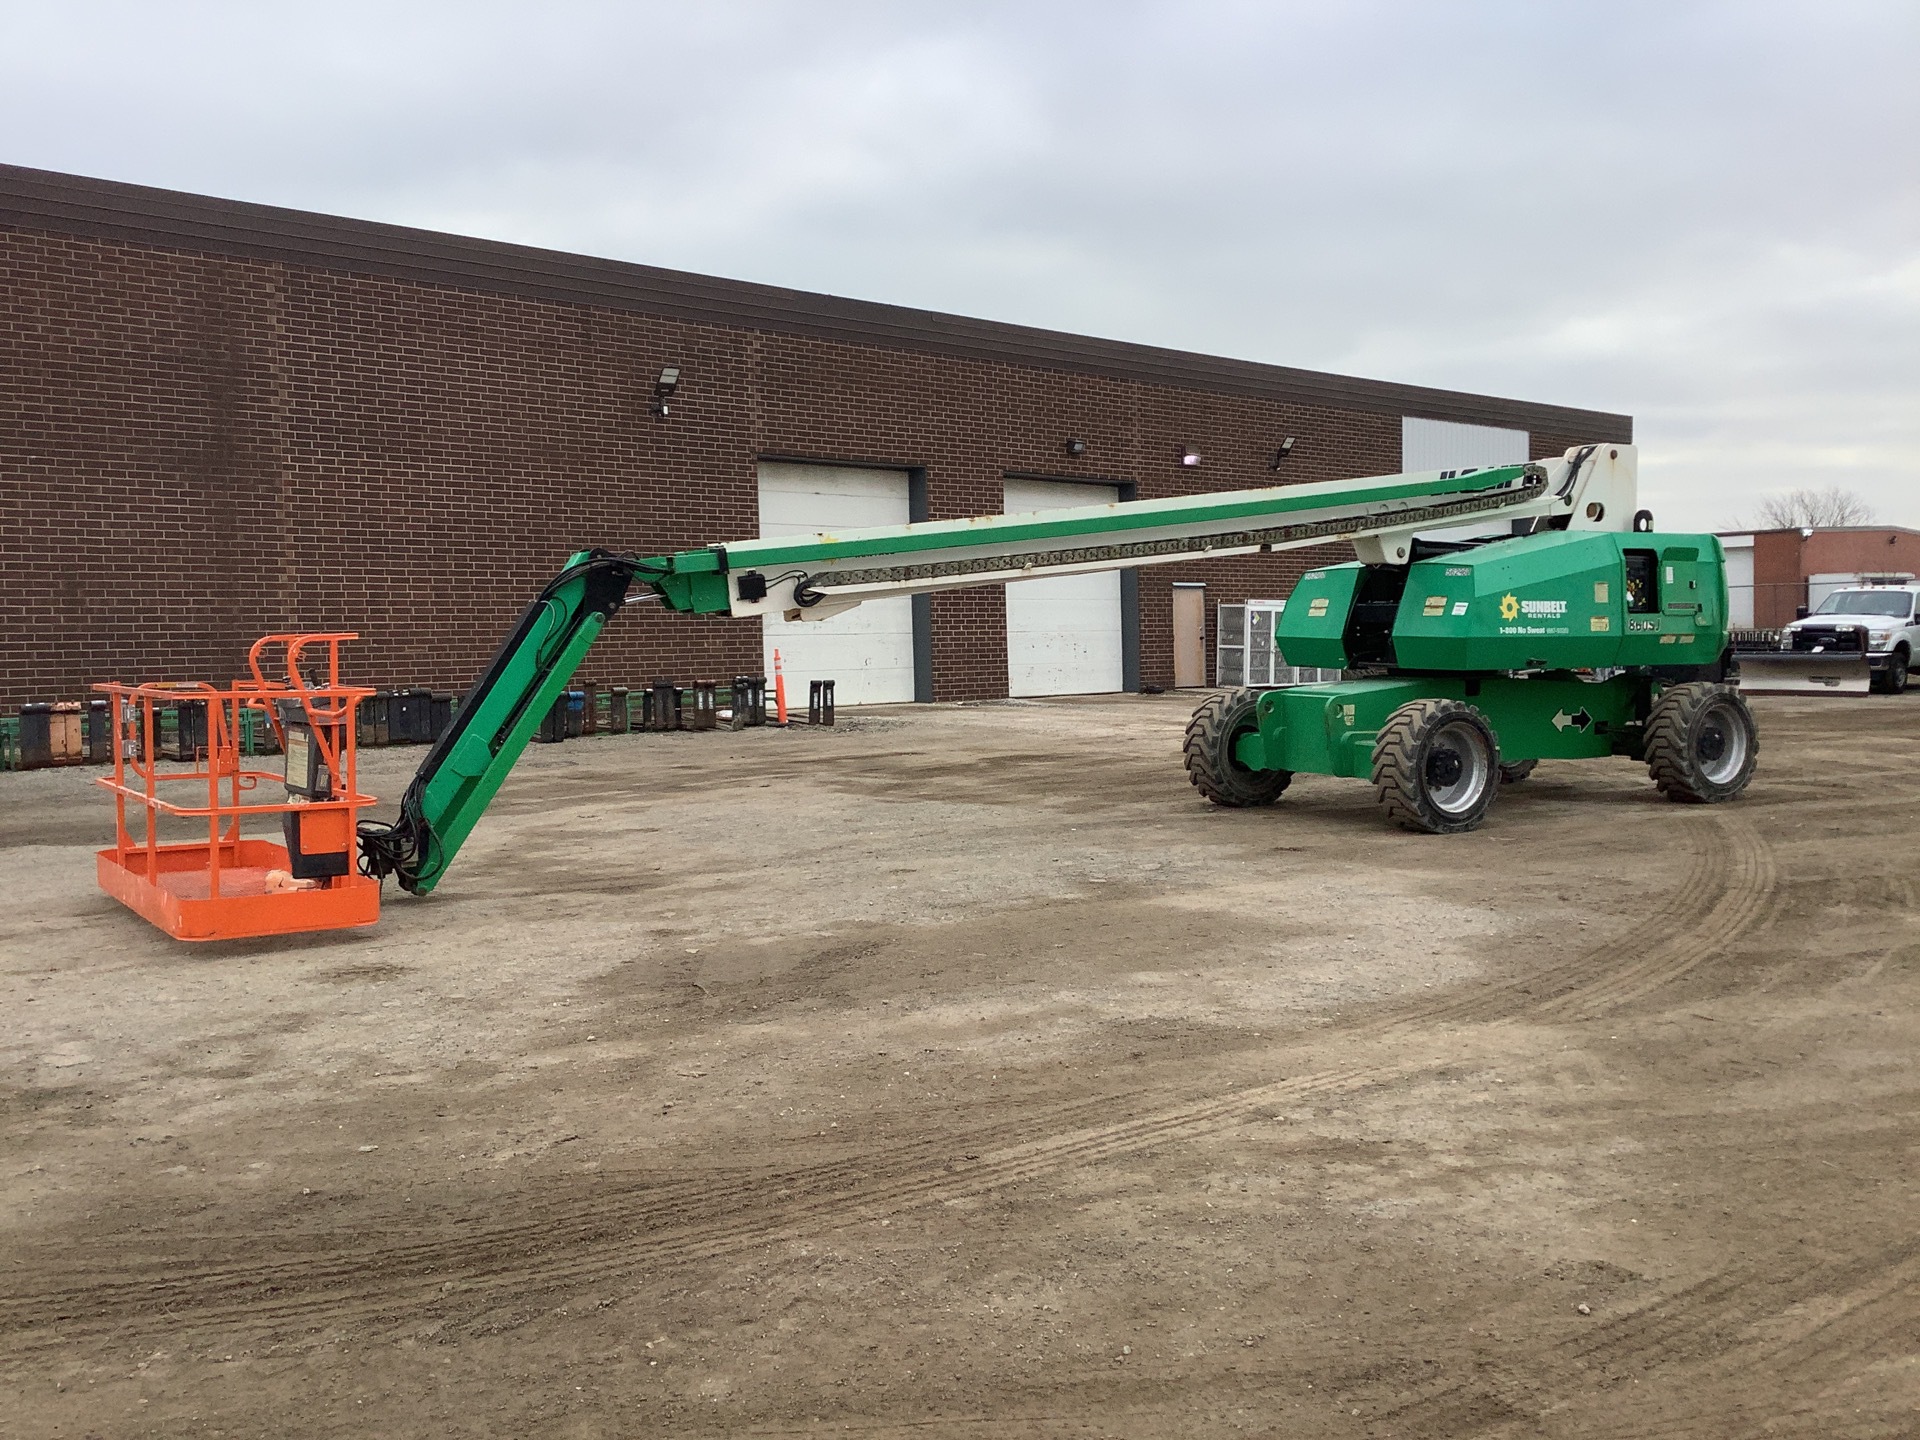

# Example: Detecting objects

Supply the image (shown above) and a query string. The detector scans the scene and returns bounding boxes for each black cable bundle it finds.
[355,785,432,891]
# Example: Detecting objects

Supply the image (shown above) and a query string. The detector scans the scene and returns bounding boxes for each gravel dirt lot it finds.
[2,690,1916,1438]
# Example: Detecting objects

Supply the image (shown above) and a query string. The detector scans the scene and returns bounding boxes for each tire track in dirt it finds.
[1716,1244,1920,1385]
[1372,810,1768,1032]
[0,813,1776,1353]
[1530,814,1776,1018]
[0,1061,1412,1348]
[1503,1405,1902,1440]
[1546,1243,1919,1386]
[686,1240,1920,1440]
[1365,1234,1920,1438]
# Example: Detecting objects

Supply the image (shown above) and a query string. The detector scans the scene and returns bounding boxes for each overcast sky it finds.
[4,1,1914,530]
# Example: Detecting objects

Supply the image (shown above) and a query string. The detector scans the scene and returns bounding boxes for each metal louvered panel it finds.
[1216,604,1246,688]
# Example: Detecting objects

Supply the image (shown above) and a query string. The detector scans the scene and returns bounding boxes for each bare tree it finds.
[1752,486,1877,529]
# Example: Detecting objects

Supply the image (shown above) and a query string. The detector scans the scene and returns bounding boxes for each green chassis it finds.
[1233,673,1644,780]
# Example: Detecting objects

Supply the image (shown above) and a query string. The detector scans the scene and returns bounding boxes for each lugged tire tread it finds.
[1645,682,1758,804]
[1183,690,1291,807]
[1371,703,1429,831]
[1370,698,1499,835]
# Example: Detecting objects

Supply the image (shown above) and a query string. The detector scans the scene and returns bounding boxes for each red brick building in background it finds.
[1721,527,1920,629]
[0,165,1631,710]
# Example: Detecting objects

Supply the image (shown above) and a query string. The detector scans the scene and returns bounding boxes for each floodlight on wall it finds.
[1065,438,1088,457]
[1181,446,1202,467]
[1268,436,1296,470]
[651,366,681,419]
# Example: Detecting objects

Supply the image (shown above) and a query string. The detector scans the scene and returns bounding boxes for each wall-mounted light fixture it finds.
[1268,435,1296,470]
[1181,446,1202,468]
[651,366,681,419]
[1065,438,1088,457]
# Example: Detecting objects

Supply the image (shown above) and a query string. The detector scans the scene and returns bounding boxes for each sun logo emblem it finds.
[1499,593,1520,621]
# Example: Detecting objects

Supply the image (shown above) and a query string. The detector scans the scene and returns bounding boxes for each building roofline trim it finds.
[1726,526,1920,538]
[0,162,1631,438]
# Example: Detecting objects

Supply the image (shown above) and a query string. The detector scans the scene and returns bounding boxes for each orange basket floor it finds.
[98,840,380,941]
[153,866,272,900]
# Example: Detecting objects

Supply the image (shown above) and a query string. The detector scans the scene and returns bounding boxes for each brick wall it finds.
[0,220,1632,710]
[1747,528,1920,628]
[1801,529,1920,582]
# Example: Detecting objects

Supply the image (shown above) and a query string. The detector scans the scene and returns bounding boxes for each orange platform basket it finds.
[94,634,381,941]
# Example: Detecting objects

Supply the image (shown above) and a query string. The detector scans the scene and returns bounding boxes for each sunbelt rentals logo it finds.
[1500,593,1569,620]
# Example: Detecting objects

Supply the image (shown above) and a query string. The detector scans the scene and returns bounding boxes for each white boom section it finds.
[722,444,1636,621]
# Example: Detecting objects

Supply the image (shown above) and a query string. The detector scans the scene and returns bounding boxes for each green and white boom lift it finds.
[357,442,1757,894]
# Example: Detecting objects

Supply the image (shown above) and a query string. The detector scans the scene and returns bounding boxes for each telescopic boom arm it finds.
[356,551,646,895]
[358,445,1636,893]
[642,446,1634,622]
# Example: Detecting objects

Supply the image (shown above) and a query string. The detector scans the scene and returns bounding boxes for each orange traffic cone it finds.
[772,648,789,727]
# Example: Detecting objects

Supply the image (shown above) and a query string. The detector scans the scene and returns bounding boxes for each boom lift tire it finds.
[1185,689,1292,808]
[1498,759,1538,784]
[1644,682,1758,803]
[1372,698,1501,834]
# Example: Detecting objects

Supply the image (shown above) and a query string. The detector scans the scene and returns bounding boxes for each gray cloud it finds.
[4,0,1914,530]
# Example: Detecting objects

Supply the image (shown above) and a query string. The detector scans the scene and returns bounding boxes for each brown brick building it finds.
[0,164,1631,710]
[1722,527,1920,629]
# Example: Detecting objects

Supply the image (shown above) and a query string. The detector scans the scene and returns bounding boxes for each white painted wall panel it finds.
[758,462,915,705]
[1401,416,1530,472]
[1003,478,1124,697]
[1402,416,1530,541]
[1721,535,1755,628]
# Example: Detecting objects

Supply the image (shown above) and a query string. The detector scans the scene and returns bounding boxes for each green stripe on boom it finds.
[717,465,1532,570]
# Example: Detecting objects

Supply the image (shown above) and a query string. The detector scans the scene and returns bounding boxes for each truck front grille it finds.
[1790,625,1868,652]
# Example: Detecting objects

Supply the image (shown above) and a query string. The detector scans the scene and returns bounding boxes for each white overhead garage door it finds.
[1004,478,1123,697]
[758,462,916,705]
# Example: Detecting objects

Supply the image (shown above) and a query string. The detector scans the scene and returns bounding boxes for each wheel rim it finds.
[1693,698,1749,784]
[1424,720,1491,816]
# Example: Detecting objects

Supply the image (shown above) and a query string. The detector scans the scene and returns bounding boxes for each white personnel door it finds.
[758,462,916,705]
[1003,478,1124,697]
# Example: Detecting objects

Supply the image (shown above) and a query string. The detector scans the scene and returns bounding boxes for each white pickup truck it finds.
[1779,584,1918,694]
